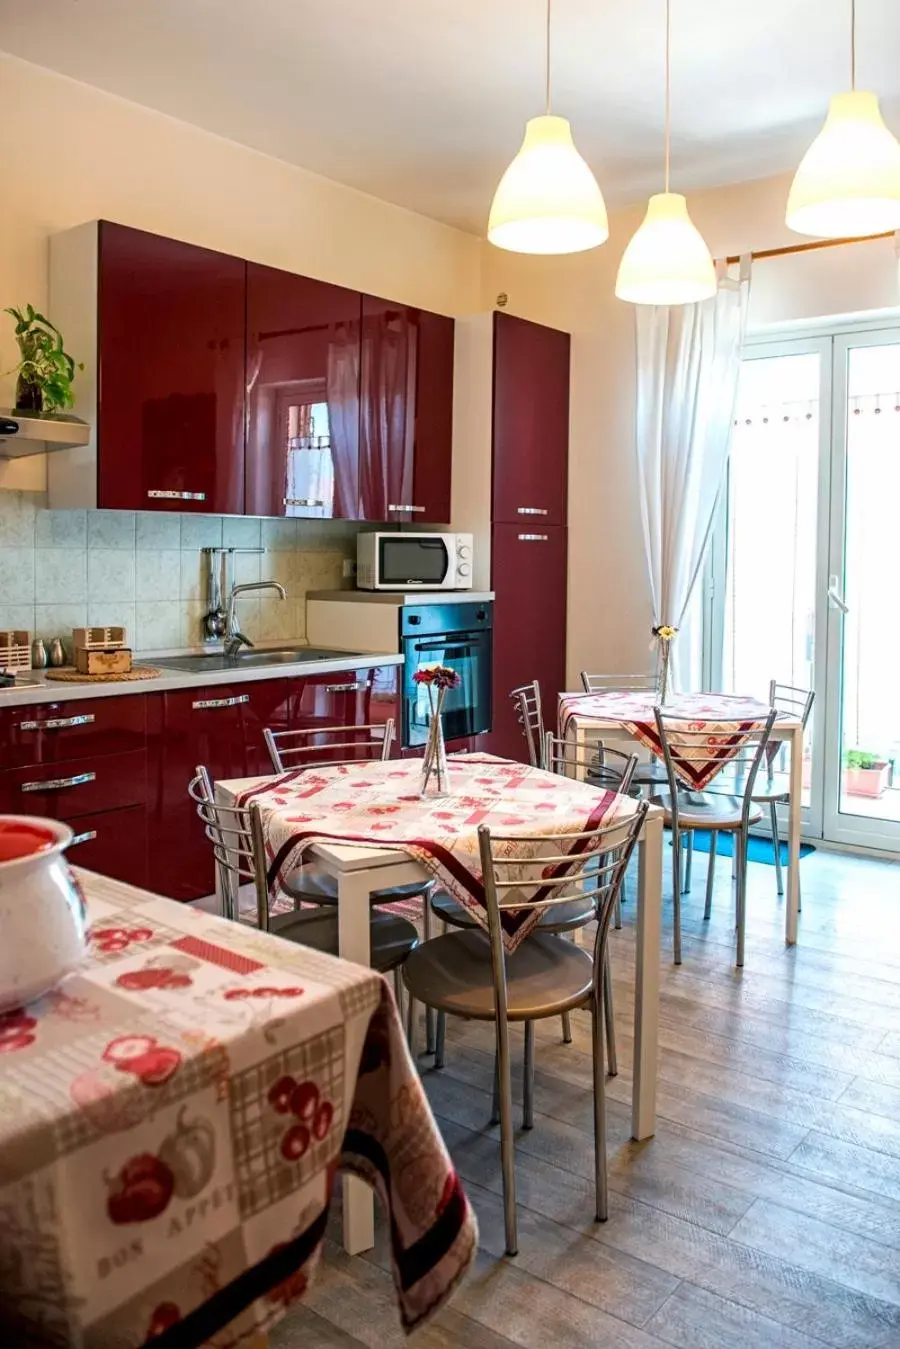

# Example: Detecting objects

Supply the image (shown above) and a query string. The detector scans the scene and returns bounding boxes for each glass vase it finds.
[657,636,673,705]
[420,686,451,798]
[14,373,43,414]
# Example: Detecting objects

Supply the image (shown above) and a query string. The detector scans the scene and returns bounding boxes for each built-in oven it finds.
[401,602,492,748]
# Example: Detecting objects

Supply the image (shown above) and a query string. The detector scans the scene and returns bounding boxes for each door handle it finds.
[192,694,250,709]
[324,682,361,693]
[517,507,549,515]
[388,504,426,513]
[283,498,326,508]
[518,534,548,542]
[70,829,98,847]
[147,489,207,501]
[21,771,96,793]
[827,575,849,614]
[19,714,95,731]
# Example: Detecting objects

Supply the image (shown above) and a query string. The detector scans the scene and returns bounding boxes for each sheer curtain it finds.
[359,308,414,520]
[326,323,361,518]
[635,258,751,688]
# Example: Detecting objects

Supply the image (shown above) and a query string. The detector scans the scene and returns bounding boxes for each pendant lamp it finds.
[615,0,716,305]
[487,0,608,254]
[786,1,900,238]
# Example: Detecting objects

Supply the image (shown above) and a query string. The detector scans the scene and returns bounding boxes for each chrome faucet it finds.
[224,581,286,657]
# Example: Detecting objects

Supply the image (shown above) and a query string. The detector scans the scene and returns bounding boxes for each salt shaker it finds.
[31,637,48,669]
[48,637,66,668]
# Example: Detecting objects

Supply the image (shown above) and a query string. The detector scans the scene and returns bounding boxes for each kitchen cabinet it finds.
[0,694,146,768]
[359,297,454,523]
[492,311,570,528]
[284,664,400,759]
[245,263,362,520]
[489,523,567,762]
[66,807,149,890]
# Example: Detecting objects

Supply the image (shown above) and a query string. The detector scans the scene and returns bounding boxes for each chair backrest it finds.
[580,671,659,694]
[509,681,544,767]
[543,732,638,796]
[264,718,396,774]
[653,707,777,825]
[188,767,270,928]
[768,680,815,728]
[477,802,648,1021]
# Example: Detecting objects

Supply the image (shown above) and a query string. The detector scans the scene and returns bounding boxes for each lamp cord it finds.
[545,0,552,114]
[850,0,856,90]
[664,0,671,192]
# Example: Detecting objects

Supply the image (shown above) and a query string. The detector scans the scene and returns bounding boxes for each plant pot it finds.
[843,762,890,799]
[14,373,43,414]
[0,817,86,1011]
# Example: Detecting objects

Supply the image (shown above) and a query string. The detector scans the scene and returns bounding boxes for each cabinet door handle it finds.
[21,771,96,793]
[324,681,361,693]
[147,489,207,501]
[518,533,549,542]
[387,504,426,513]
[283,497,326,508]
[70,829,98,847]
[517,507,549,515]
[19,713,95,731]
[192,694,250,710]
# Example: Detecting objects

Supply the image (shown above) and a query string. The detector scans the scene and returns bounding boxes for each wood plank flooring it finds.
[273,844,900,1349]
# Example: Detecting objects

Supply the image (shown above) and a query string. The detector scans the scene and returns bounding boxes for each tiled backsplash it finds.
[0,492,358,655]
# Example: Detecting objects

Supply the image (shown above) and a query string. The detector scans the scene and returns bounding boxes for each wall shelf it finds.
[0,409,91,459]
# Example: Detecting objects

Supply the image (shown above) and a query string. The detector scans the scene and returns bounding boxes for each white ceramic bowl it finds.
[0,816,86,1012]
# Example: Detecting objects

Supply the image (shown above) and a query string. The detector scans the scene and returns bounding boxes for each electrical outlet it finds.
[342,558,357,580]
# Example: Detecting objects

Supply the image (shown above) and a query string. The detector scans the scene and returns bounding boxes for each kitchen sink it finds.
[152,647,362,673]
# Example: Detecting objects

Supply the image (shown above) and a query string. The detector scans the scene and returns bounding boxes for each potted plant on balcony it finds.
[843,749,891,799]
[4,304,83,415]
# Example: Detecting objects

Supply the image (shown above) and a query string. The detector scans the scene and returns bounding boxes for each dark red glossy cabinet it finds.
[245,263,362,520]
[98,221,246,514]
[492,311,570,528]
[359,297,454,523]
[285,665,400,752]
[489,525,567,762]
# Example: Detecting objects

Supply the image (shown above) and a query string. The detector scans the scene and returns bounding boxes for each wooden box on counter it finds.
[74,647,133,675]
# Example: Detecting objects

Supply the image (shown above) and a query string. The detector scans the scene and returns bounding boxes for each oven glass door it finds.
[403,631,491,745]
[379,536,449,587]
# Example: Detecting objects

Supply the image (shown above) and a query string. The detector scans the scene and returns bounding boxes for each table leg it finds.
[633,812,662,1140]
[785,727,802,946]
[337,869,375,1256]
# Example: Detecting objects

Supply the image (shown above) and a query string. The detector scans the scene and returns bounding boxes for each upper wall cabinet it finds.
[359,297,454,524]
[492,311,570,528]
[49,221,247,513]
[245,263,362,520]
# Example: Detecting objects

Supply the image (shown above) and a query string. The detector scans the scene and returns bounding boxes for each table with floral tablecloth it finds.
[0,871,476,1348]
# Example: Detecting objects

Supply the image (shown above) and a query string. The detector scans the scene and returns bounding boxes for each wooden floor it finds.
[273,844,900,1349]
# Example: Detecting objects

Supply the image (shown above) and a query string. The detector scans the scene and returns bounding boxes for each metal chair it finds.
[403,805,648,1255]
[187,767,418,987]
[751,682,814,899]
[510,681,545,767]
[653,707,777,967]
[579,671,669,795]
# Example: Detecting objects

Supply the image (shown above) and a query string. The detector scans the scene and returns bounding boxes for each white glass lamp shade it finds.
[615,192,717,305]
[786,91,900,238]
[487,114,609,255]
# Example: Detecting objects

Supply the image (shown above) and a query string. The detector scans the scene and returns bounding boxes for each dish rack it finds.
[0,630,31,671]
[72,626,127,651]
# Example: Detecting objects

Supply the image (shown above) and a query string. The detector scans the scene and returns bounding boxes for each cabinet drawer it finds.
[0,749,147,820]
[67,806,148,889]
[0,694,147,769]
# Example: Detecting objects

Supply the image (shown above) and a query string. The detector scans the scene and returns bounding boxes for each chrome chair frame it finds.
[263,718,396,774]
[510,681,545,768]
[580,672,660,693]
[755,681,815,899]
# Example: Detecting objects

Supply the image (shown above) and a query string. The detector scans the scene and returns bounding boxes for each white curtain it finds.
[635,259,751,687]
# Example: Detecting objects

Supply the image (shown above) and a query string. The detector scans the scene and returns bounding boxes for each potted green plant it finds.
[843,749,891,799]
[4,304,83,415]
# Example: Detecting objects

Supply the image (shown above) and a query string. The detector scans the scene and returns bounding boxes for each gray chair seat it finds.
[656,790,762,830]
[269,907,418,973]
[403,928,594,1021]
[750,773,791,803]
[282,862,433,908]
[632,760,670,787]
[431,888,595,934]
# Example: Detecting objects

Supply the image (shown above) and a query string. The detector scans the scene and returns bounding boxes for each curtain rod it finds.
[724,230,895,265]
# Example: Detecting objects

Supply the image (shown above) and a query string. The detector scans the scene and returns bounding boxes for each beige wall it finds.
[484,173,900,685]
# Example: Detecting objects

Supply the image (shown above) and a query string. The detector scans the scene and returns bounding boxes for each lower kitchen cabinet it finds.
[286,665,400,756]
[66,806,149,890]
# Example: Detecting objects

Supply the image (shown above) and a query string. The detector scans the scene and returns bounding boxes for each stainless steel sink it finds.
[153,647,361,674]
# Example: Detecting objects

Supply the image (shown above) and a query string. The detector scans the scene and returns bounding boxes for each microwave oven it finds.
[356,532,474,591]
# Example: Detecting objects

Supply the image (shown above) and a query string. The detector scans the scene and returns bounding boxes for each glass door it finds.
[823,330,900,850]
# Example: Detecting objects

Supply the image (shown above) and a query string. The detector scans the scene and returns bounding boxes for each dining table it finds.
[218,751,665,1260]
[0,869,476,1348]
[558,689,805,945]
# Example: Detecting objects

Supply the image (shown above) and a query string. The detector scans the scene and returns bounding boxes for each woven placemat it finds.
[43,665,162,684]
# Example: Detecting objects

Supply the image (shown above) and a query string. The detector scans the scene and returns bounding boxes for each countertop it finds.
[0,649,404,709]
[307,590,495,605]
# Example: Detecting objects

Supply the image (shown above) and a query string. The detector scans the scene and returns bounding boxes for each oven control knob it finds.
[408,615,421,625]
[457,543,471,558]
[458,563,471,576]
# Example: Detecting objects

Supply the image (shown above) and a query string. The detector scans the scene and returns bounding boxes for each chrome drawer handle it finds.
[324,682,361,693]
[19,714,95,731]
[518,533,548,542]
[517,507,549,515]
[192,695,250,709]
[283,497,326,508]
[147,489,206,501]
[70,829,98,847]
[387,504,426,513]
[21,771,96,793]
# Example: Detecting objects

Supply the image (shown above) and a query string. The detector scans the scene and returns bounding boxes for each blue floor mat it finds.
[675,830,815,864]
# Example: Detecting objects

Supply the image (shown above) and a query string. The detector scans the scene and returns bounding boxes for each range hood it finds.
[0,409,91,459]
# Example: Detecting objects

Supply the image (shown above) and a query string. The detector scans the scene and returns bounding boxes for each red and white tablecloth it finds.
[237,754,629,953]
[558,691,776,790]
[0,871,476,1347]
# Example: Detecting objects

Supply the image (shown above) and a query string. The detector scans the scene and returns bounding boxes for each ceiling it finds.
[2,0,900,235]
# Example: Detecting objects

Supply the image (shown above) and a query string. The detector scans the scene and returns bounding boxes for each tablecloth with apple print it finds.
[234,753,631,953]
[0,870,476,1347]
[558,690,777,790]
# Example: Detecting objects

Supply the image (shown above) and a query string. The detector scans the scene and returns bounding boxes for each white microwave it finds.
[356,532,474,590]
